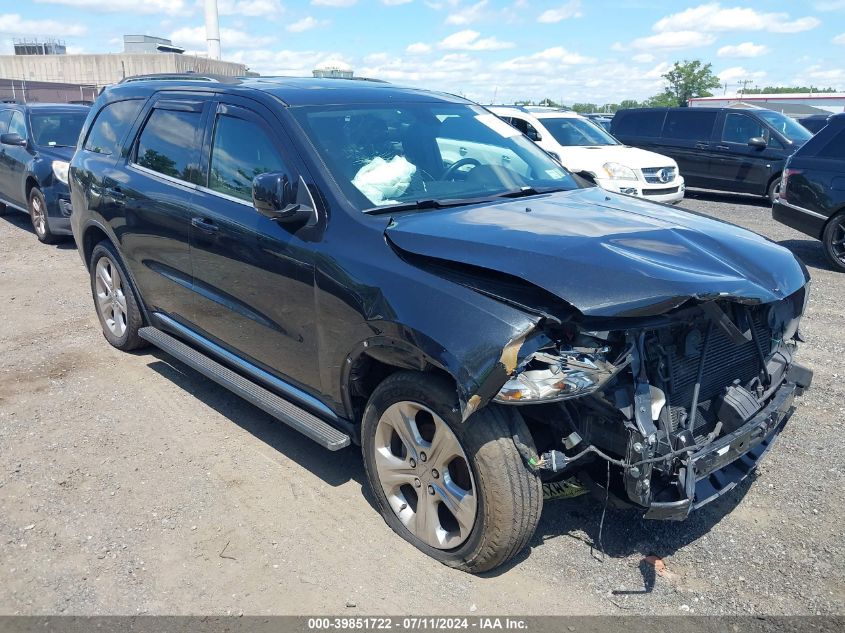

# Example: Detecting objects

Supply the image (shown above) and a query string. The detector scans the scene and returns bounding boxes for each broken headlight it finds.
[494,346,620,404]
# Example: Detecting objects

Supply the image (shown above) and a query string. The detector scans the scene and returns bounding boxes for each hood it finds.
[384,187,808,318]
[36,145,75,161]
[559,145,676,174]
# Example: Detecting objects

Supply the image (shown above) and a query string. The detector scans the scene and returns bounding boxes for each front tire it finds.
[767,178,780,204]
[89,241,147,351]
[361,371,542,573]
[29,187,61,244]
[822,212,845,273]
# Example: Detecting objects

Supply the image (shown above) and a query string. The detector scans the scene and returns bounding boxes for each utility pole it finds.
[737,79,754,98]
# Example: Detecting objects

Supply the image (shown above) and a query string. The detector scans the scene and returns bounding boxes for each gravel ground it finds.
[0,190,843,616]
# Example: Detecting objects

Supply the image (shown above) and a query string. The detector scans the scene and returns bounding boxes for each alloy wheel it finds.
[373,401,477,550]
[94,257,128,338]
[30,195,47,238]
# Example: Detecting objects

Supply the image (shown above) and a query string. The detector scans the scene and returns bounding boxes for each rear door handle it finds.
[716,145,730,150]
[105,187,125,203]
[695,143,709,149]
[191,216,219,234]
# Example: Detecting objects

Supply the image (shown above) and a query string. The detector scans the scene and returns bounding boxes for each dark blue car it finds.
[0,103,89,243]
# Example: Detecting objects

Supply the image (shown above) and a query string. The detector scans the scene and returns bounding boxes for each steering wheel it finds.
[442,157,481,181]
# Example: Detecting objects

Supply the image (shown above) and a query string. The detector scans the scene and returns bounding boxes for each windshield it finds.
[756,110,813,145]
[540,116,620,146]
[30,112,87,147]
[291,103,580,212]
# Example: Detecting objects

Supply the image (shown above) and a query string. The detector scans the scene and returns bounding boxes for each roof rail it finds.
[118,73,225,84]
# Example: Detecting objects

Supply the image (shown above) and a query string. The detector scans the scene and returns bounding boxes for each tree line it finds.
[511,60,839,113]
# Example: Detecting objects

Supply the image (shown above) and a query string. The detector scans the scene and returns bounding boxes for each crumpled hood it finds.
[385,187,809,318]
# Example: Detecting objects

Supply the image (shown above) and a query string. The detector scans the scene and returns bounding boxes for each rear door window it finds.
[614,111,666,138]
[663,110,717,140]
[134,107,204,183]
[208,113,288,202]
[84,99,144,155]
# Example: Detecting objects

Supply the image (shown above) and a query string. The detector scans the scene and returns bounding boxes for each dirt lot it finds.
[1,191,843,616]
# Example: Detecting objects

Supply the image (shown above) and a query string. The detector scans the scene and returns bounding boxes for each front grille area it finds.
[648,308,771,435]
[643,187,679,196]
[642,166,676,184]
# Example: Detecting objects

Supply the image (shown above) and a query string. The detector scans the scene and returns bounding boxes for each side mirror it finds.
[0,133,26,147]
[748,136,767,149]
[252,172,314,224]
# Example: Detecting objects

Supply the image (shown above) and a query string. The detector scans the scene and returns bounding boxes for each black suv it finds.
[0,103,89,243]
[70,77,812,573]
[773,113,845,272]
[612,107,813,201]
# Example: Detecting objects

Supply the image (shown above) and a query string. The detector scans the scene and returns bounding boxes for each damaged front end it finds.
[496,287,813,520]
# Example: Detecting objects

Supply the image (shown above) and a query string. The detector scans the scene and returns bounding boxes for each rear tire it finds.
[29,187,61,244]
[821,212,845,273]
[89,240,147,351]
[766,178,780,204]
[361,371,542,573]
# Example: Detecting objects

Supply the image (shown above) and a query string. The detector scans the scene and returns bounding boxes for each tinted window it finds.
[209,115,287,201]
[507,116,540,139]
[135,108,203,182]
[817,127,845,160]
[8,111,26,138]
[663,110,717,140]
[0,110,12,135]
[84,99,143,155]
[540,117,619,146]
[31,112,87,147]
[613,111,665,138]
[722,113,768,144]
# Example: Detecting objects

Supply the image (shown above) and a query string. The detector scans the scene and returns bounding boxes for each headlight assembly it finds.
[494,347,621,404]
[52,160,70,185]
[602,162,638,181]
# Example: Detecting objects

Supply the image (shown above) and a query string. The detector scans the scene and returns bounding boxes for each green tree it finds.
[619,99,642,110]
[570,102,598,113]
[659,59,722,107]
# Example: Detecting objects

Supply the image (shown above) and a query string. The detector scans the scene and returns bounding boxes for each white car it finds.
[489,106,685,204]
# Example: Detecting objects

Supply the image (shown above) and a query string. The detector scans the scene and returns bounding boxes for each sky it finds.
[1,0,844,104]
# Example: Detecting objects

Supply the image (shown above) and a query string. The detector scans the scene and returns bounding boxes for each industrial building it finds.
[0,34,248,102]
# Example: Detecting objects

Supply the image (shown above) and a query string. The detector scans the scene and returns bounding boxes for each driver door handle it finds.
[191,216,219,234]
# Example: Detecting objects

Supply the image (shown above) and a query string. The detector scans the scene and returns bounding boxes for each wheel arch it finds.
[24,175,39,201]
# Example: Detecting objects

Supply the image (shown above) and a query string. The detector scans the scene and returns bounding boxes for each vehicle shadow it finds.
[0,209,76,249]
[684,188,771,208]
[144,353,368,492]
[778,238,836,273]
[483,472,755,585]
[143,348,758,582]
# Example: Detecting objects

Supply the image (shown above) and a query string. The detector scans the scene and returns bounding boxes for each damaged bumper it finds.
[644,375,805,520]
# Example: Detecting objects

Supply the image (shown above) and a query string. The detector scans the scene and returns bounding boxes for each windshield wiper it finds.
[363,197,489,214]
[493,186,569,199]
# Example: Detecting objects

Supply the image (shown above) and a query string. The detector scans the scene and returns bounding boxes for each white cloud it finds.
[0,13,86,36]
[630,30,716,50]
[438,29,513,51]
[406,42,432,54]
[382,0,412,4]
[717,42,769,58]
[446,0,487,25]
[718,66,766,83]
[170,25,272,49]
[654,3,820,34]
[497,46,593,72]
[287,16,324,32]
[33,0,189,16]
[814,0,845,10]
[537,1,582,24]
[216,0,284,17]
[226,48,350,76]
[632,53,655,63]
[311,0,357,6]
[834,33,845,45]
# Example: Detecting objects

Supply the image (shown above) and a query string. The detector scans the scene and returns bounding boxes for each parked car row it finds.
[0,77,818,574]
[0,103,90,242]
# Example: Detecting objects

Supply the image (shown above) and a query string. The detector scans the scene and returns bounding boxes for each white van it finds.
[489,106,685,204]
